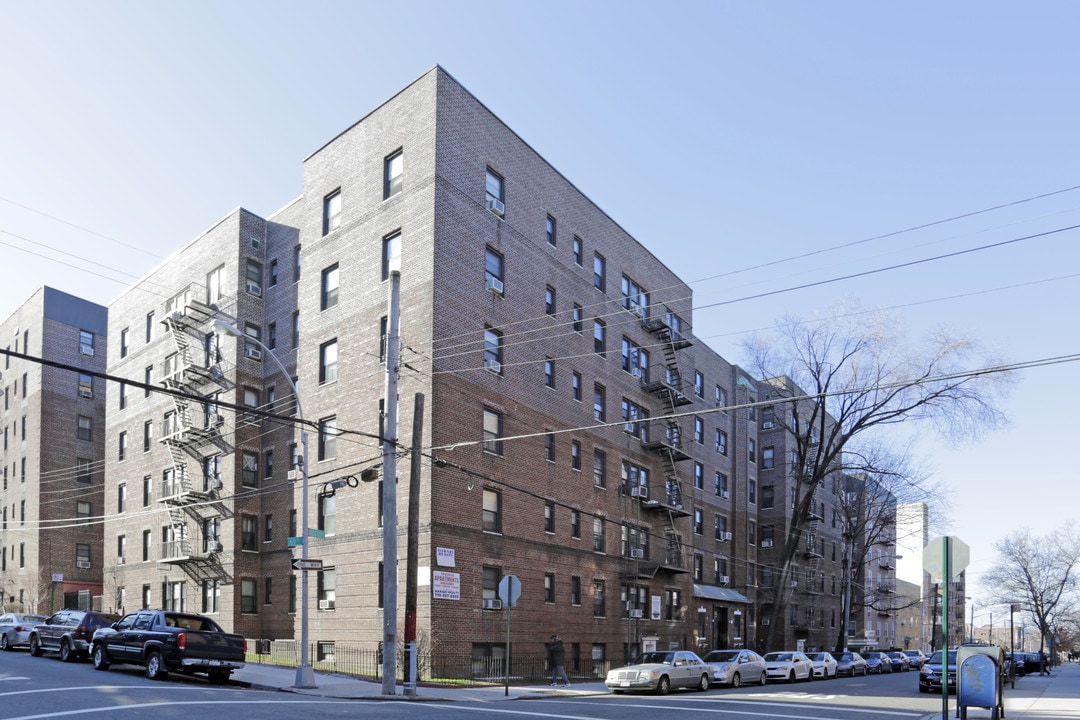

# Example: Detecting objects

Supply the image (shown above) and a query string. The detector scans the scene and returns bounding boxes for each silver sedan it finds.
[0,613,48,651]
[702,649,768,687]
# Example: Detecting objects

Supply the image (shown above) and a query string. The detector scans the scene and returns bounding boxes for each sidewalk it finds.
[940,662,1080,719]
[231,662,610,701]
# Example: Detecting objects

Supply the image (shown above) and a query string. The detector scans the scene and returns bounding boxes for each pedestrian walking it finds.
[546,634,571,687]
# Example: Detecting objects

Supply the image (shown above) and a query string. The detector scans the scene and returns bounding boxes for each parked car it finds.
[919,649,958,693]
[763,651,813,683]
[833,651,869,677]
[887,651,912,672]
[702,649,768,687]
[0,613,48,651]
[807,651,838,679]
[864,651,894,674]
[91,609,246,682]
[28,610,121,662]
[605,650,713,694]
[903,649,928,669]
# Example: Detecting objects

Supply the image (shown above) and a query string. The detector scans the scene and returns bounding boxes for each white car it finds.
[0,613,48,651]
[763,651,814,683]
[702,649,768,687]
[807,651,838,679]
[605,650,713,694]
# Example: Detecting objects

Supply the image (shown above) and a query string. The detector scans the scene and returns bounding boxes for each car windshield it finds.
[839,653,854,661]
[634,652,675,665]
[810,653,828,660]
[928,651,957,665]
[707,651,739,662]
[16,614,46,623]
[765,653,792,662]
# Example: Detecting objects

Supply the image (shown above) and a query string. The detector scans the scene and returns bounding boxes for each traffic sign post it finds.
[924,536,970,720]
[498,575,522,696]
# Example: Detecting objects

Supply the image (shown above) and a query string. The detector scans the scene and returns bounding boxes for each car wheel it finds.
[697,674,710,692]
[731,672,741,688]
[612,690,624,695]
[759,670,767,686]
[145,650,168,680]
[92,644,111,671]
[59,639,74,662]
[656,676,671,695]
[788,671,795,683]
[0,635,10,651]
[208,669,231,684]
[29,636,43,657]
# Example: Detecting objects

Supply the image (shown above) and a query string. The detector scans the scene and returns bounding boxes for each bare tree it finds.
[983,526,1080,658]
[742,306,1009,651]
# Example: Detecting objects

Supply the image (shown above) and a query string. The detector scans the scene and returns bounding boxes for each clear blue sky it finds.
[2,1,1077,609]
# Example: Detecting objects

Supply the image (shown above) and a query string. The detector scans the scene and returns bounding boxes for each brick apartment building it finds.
[1,67,894,668]
[0,287,107,612]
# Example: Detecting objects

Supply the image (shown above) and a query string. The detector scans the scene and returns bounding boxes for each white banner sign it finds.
[432,570,460,600]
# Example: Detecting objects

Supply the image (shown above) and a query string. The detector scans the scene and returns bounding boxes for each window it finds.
[142,530,152,561]
[572,304,583,333]
[694,462,704,489]
[571,440,581,470]
[318,416,338,460]
[593,383,606,421]
[761,485,775,509]
[545,214,557,246]
[485,167,504,206]
[593,319,606,356]
[544,358,555,388]
[593,253,606,291]
[545,285,556,315]
[293,245,302,282]
[77,501,91,524]
[117,431,127,461]
[482,407,503,455]
[120,328,129,358]
[323,189,342,235]
[714,472,728,497]
[145,311,155,343]
[762,446,775,469]
[664,589,681,621]
[592,517,606,553]
[384,148,403,198]
[748,520,757,546]
[379,315,388,362]
[243,323,262,359]
[621,399,649,440]
[269,259,278,287]
[264,450,274,482]
[714,557,729,584]
[544,432,555,462]
[622,460,648,495]
[572,372,582,401]
[118,382,127,409]
[748,439,756,462]
[241,451,259,487]
[714,514,728,540]
[319,339,338,384]
[382,231,401,279]
[482,488,502,533]
[245,259,263,295]
[318,569,336,611]
[748,479,757,505]
[318,493,336,535]
[593,450,607,488]
[715,385,727,408]
[321,264,339,309]
[267,322,277,350]
[485,246,504,292]
[544,573,555,603]
[593,580,606,617]
[239,579,257,614]
[621,275,648,318]
[570,510,581,539]
[621,338,649,380]
[243,386,260,424]
[572,236,583,265]
[694,509,703,535]
[117,483,126,514]
[715,429,728,455]
[78,373,92,398]
[143,475,152,507]
[694,417,704,444]
[483,327,503,373]
[76,544,91,568]
[544,501,555,534]
[694,554,704,582]
[143,420,153,451]
[481,566,501,607]
[117,535,126,564]
[144,366,153,397]
[78,415,92,441]
[571,576,581,605]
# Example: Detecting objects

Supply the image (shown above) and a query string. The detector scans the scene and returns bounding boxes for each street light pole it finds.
[212,319,315,688]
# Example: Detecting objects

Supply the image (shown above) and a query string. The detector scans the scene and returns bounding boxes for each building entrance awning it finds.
[693,584,751,604]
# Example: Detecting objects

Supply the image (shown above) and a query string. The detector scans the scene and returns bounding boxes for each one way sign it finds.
[292,558,323,571]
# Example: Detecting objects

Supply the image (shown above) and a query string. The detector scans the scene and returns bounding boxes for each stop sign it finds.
[498,575,522,607]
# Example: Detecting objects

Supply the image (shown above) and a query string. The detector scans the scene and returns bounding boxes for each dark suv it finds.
[29,610,121,662]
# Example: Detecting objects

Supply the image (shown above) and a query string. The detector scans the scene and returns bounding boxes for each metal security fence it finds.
[245,640,609,687]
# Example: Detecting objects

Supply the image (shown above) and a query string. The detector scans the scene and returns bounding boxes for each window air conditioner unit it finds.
[80,344,95,356]
[77,560,91,569]
[318,600,334,610]
[762,421,775,429]
[721,532,732,541]
[719,490,730,499]
[116,557,125,565]
[761,539,774,548]
[485,276,504,294]
[245,347,262,360]
[287,470,299,481]
[483,599,503,610]
[719,575,730,585]
[629,609,644,619]
[484,358,502,373]
[630,486,648,499]
[246,282,262,296]
[630,548,644,559]
[213,415,226,427]
[486,196,505,217]
[761,618,771,626]
[212,542,224,553]
[790,580,798,588]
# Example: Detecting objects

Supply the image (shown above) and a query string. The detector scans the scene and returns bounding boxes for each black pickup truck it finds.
[90,609,246,682]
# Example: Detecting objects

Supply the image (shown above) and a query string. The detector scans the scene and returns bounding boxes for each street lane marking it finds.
[537,699,925,718]
[2,699,356,720]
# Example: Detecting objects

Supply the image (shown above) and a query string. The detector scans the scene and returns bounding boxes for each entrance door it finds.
[716,607,728,648]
